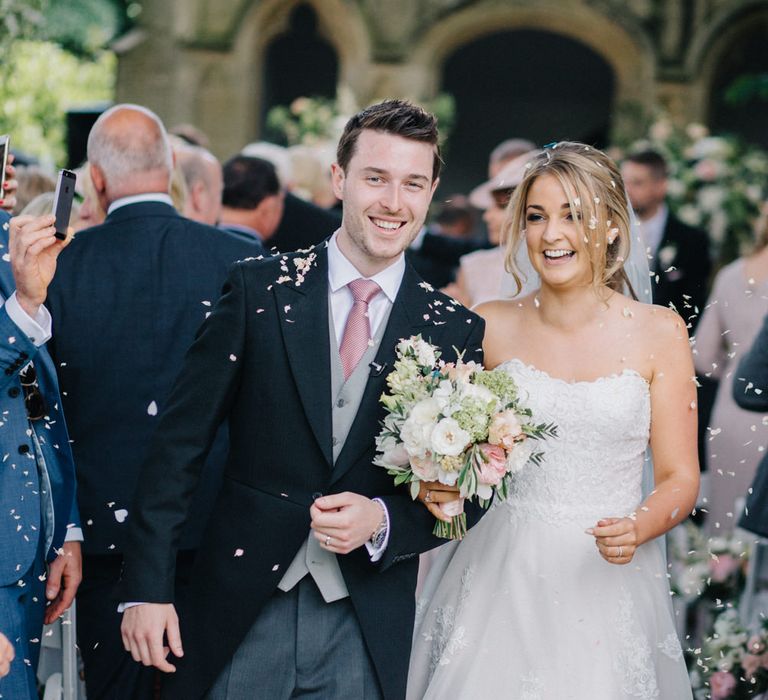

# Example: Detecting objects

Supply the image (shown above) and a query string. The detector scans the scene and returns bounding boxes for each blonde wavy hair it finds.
[502,142,636,299]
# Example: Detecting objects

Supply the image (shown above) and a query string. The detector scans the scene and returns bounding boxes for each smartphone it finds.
[0,135,9,194]
[52,169,77,239]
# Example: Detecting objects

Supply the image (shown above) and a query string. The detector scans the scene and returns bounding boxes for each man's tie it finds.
[340,278,381,380]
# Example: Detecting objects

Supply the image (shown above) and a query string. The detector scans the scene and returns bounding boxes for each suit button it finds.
[8,387,20,398]
[311,492,323,500]
[331,437,338,447]
[18,444,30,454]
[337,398,346,408]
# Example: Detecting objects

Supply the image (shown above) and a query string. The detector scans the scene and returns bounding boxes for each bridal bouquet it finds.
[374,335,557,539]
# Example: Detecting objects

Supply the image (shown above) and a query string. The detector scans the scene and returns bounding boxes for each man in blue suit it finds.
[0,211,81,699]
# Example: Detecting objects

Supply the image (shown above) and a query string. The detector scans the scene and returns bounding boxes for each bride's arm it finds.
[592,307,700,564]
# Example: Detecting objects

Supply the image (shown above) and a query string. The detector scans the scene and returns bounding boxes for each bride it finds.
[407,143,698,699]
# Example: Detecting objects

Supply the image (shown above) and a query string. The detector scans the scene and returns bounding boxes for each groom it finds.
[118,100,485,699]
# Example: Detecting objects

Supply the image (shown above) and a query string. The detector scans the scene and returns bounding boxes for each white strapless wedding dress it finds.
[407,359,692,699]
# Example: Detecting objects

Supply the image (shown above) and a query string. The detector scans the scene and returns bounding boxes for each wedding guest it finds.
[0,213,81,699]
[288,143,338,209]
[241,141,341,252]
[1,154,18,213]
[621,150,712,329]
[12,165,54,216]
[44,103,262,700]
[694,210,768,532]
[176,143,223,226]
[734,310,768,538]
[487,138,537,178]
[74,163,106,231]
[0,632,13,678]
[20,191,81,227]
[218,155,283,253]
[169,122,211,149]
[446,151,538,306]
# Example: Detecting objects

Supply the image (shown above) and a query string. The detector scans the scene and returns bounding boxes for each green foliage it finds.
[45,0,125,57]
[725,73,768,106]
[0,40,115,166]
[0,0,46,59]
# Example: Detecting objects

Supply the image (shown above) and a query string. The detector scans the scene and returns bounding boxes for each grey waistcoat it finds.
[278,295,392,602]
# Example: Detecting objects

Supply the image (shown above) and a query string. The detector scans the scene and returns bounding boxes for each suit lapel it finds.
[330,265,436,484]
[274,244,334,467]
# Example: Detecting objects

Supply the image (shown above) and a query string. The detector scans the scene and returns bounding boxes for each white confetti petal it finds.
[147,401,158,416]
[114,509,128,523]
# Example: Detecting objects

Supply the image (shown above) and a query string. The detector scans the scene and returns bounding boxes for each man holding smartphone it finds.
[0,212,81,699]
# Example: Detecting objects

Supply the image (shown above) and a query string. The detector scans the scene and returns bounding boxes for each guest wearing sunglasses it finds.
[0,212,80,700]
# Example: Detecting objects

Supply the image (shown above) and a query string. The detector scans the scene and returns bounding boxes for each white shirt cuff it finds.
[4,292,52,346]
[364,498,390,562]
[64,527,83,542]
[118,602,145,613]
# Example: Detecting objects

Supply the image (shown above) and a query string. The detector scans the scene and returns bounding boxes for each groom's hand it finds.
[310,493,381,554]
[121,603,183,673]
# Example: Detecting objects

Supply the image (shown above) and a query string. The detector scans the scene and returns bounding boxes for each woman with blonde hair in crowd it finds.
[408,142,697,699]
[694,203,768,533]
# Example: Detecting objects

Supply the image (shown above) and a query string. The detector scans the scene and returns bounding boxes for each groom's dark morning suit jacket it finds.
[117,243,485,699]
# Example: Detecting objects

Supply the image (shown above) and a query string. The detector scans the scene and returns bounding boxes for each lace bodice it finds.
[500,358,651,524]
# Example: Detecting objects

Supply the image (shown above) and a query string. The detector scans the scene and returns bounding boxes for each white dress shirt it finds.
[107,193,174,215]
[639,203,668,258]
[327,231,405,561]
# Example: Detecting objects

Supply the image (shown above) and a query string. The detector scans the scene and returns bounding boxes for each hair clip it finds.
[543,142,558,149]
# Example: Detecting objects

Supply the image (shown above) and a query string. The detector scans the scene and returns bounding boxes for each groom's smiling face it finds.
[332,129,438,277]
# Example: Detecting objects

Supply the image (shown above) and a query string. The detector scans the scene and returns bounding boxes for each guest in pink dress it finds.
[694,212,768,532]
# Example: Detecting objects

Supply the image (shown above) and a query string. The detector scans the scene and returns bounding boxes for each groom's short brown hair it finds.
[336,100,442,182]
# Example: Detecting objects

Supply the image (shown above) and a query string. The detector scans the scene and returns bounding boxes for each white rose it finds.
[430,418,471,457]
[460,382,495,404]
[381,441,410,467]
[401,419,434,457]
[433,379,454,410]
[414,339,437,367]
[410,454,440,481]
[410,397,441,425]
[505,440,534,474]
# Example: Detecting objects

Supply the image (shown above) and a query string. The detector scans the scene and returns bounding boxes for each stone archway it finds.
[260,3,339,137]
[409,1,654,194]
[690,3,768,148]
[438,29,616,195]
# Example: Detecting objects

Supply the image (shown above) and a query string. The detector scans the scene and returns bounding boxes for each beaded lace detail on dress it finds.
[499,359,651,524]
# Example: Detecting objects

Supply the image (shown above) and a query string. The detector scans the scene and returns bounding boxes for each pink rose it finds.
[742,653,762,679]
[747,635,765,655]
[710,670,737,699]
[710,554,739,583]
[410,453,440,481]
[477,443,507,486]
[488,410,524,450]
[694,158,719,182]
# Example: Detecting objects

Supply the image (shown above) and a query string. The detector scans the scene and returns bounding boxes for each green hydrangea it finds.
[474,369,518,406]
[453,397,494,443]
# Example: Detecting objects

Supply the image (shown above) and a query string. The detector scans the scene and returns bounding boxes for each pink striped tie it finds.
[340,279,381,380]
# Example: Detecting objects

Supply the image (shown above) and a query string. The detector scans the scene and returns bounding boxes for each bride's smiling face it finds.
[524,174,592,290]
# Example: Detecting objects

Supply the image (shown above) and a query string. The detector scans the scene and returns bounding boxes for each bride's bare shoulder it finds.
[474,295,535,330]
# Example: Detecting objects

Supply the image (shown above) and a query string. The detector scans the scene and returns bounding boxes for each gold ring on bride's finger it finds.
[618,546,624,558]
[425,490,433,503]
